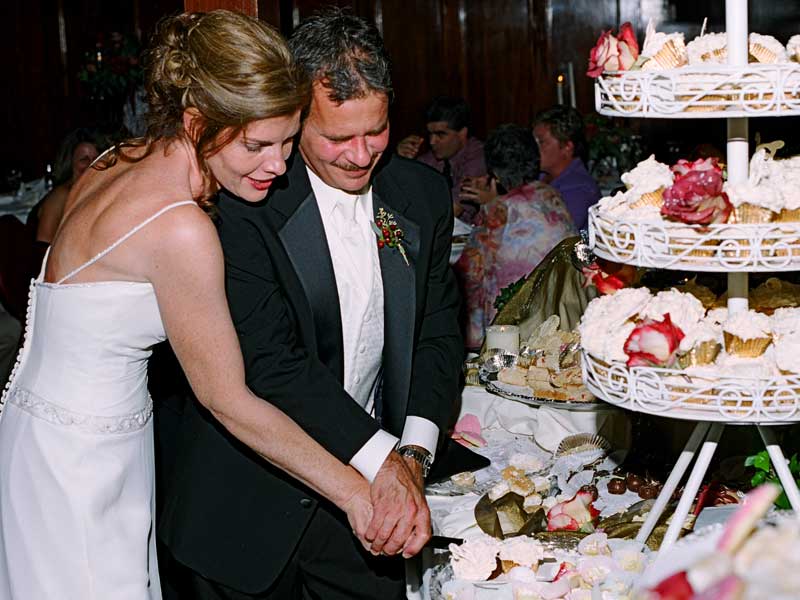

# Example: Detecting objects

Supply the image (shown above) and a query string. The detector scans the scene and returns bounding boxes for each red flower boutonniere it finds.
[371,207,409,266]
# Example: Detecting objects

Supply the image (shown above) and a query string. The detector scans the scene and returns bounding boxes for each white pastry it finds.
[621,155,674,195]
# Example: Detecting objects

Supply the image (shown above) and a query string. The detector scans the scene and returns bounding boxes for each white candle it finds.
[485,325,520,354]
[556,74,565,105]
[567,62,576,108]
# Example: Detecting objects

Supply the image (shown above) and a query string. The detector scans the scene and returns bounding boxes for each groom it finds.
[158,9,462,600]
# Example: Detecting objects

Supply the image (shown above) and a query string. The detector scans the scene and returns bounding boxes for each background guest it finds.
[455,123,576,350]
[533,105,600,230]
[396,96,487,223]
[30,128,105,244]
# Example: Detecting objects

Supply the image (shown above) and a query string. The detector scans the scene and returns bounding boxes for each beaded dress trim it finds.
[6,387,153,434]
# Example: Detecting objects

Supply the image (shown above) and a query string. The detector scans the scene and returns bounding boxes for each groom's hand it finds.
[365,451,431,557]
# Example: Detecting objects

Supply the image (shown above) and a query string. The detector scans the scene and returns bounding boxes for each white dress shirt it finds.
[307,167,439,482]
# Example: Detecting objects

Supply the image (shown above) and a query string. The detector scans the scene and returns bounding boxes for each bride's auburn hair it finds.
[110,10,310,206]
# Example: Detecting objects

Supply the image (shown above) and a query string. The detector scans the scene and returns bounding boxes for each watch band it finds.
[397,445,432,478]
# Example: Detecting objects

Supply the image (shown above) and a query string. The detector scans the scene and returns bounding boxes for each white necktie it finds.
[334,197,373,294]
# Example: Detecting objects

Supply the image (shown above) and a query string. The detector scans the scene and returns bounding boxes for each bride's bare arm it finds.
[148,209,372,539]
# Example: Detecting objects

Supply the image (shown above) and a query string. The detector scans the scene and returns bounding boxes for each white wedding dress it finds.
[0,200,195,599]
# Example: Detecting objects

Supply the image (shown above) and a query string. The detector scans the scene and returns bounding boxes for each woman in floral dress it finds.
[456,124,576,349]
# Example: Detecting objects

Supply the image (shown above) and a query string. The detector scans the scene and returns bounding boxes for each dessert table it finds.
[404,386,632,599]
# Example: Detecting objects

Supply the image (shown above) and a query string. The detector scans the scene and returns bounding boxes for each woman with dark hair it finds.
[0,11,373,599]
[31,128,105,243]
[456,123,576,349]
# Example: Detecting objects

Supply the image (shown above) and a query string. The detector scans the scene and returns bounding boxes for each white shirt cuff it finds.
[349,429,399,483]
[400,416,440,462]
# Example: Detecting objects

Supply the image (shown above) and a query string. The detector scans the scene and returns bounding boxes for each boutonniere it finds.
[371,207,409,266]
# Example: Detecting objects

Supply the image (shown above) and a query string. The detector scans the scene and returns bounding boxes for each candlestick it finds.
[485,325,520,354]
[557,74,565,105]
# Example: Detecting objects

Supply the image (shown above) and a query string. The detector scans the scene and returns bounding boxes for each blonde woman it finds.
[0,11,372,599]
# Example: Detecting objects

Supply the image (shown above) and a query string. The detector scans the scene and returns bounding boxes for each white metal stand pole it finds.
[635,422,711,545]
[659,423,725,551]
[727,0,750,315]
[758,426,800,512]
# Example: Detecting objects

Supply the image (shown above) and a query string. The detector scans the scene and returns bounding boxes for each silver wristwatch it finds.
[397,445,432,478]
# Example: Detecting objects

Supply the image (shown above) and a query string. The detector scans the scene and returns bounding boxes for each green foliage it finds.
[493,275,527,312]
[744,450,800,510]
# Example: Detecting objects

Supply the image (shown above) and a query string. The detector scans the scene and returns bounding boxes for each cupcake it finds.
[770,171,800,222]
[498,537,544,573]
[771,307,800,338]
[449,536,501,581]
[678,320,722,367]
[723,180,782,223]
[596,190,662,222]
[640,20,688,69]
[687,32,727,65]
[621,155,674,209]
[722,310,772,357]
[787,34,800,63]
[749,33,788,64]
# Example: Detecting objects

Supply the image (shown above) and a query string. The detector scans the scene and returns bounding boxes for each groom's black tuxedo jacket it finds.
[158,152,462,593]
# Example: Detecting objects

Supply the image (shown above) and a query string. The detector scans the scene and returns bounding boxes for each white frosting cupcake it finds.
[687,32,728,65]
[723,181,783,212]
[723,310,772,358]
[641,21,687,64]
[678,320,721,353]
[771,307,800,338]
[597,190,663,221]
[499,537,544,569]
[723,310,771,340]
[640,289,706,336]
[749,33,788,63]
[788,34,800,62]
[450,536,501,581]
[621,155,674,196]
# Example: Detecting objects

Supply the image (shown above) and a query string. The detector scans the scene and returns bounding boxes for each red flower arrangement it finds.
[587,22,640,78]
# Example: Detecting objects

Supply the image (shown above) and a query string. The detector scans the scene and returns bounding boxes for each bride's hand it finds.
[339,473,374,551]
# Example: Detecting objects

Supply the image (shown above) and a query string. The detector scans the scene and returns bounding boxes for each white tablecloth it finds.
[0,178,46,224]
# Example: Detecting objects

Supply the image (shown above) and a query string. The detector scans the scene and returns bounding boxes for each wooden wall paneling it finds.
[378,0,446,144]
[548,0,620,115]
[1,0,65,178]
[183,0,257,14]
[464,0,538,139]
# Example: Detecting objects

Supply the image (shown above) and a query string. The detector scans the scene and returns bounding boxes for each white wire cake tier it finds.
[595,64,800,118]
[588,205,800,272]
[581,350,800,424]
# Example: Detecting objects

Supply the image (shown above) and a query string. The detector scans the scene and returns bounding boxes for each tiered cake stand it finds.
[583,0,800,553]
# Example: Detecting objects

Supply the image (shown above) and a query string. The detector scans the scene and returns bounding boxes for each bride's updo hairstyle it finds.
[114,10,309,203]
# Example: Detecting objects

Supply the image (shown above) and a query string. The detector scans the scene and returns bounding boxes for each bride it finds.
[0,10,373,599]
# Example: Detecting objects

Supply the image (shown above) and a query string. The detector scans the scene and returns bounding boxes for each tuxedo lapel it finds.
[373,190,419,433]
[273,161,344,381]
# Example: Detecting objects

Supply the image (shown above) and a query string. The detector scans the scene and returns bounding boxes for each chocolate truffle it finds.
[607,478,627,495]
[625,473,642,493]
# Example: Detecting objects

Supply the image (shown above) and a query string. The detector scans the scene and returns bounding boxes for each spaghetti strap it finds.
[56,200,197,285]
